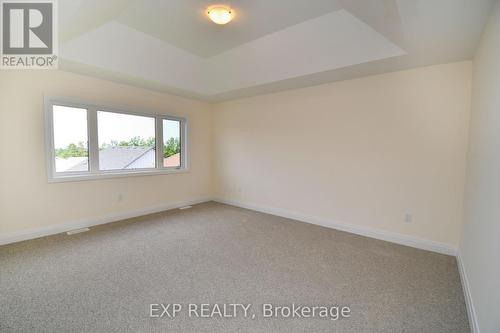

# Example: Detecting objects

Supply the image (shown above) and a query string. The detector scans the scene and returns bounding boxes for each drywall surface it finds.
[213,62,472,248]
[460,2,500,332]
[0,70,212,235]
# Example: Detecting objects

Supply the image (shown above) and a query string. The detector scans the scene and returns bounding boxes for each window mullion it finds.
[156,117,164,169]
[88,107,99,173]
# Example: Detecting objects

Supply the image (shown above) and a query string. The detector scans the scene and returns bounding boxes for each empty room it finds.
[1,0,499,332]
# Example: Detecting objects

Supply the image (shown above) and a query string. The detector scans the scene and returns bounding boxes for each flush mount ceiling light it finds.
[207,5,233,25]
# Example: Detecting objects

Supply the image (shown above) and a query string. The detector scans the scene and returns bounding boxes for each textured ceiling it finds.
[116,0,344,58]
[58,0,495,101]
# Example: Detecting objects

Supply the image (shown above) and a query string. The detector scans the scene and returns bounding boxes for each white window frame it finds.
[44,96,188,183]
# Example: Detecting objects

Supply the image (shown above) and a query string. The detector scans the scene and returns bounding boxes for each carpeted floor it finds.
[0,202,469,332]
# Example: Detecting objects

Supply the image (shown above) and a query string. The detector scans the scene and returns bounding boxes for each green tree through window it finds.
[55,142,88,158]
[56,136,180,160]
[164,137,180,158]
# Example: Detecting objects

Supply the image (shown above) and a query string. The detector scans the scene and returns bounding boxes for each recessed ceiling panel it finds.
[205,10,406,94]
[115,0,343,58]
[58,0,495,101]
[60,22,207,94]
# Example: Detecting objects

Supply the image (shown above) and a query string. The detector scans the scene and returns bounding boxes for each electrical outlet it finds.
[404,213,413,223]
[117,194,123,202]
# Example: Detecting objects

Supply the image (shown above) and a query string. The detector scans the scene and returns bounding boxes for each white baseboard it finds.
[215,198,457,256]
[1,196,458,257]
[457,251,480,333]
[0,197,212,246]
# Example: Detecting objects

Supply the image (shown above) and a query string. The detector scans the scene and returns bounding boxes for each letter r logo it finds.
[1,1,53,54]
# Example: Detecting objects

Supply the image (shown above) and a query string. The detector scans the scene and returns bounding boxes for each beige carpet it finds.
[0,202,469,332]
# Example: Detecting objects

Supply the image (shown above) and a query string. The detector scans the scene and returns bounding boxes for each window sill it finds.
[47,168,189,183]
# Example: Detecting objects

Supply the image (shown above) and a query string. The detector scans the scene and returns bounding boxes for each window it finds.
[163,119,181,168]
[52,105,89,173]
[97,111,156,171]
[45,97,187,182]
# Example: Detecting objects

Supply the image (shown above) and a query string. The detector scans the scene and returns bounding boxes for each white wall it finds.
[0,62,473,253]
[460,2,500,332]
[0,70,212,236]
[213,62,472,249]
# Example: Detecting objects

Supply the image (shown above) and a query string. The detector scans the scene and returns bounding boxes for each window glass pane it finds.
[163,119,181,168]
[97,111,156,170]
[53,105,89,173]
